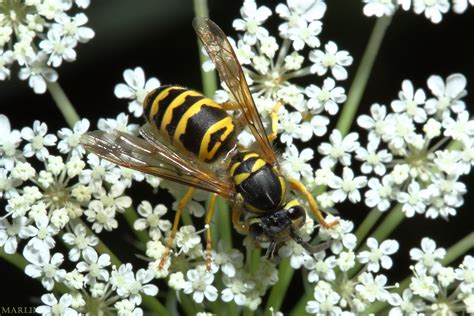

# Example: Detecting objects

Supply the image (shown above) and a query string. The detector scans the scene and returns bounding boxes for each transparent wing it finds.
[81,129,235,199]
[193,17,277,165]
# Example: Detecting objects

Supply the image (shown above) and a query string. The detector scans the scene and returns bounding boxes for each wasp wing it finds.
[193,17,277,165]
[81,129,235,200]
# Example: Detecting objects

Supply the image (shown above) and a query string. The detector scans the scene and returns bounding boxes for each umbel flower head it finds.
[0,0,94,93]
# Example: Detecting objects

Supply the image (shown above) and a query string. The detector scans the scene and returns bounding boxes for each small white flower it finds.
[281,144,314,180]
[21,120,57,161]
[397,181,428,217]
[62,223,99,262]
[364,176,395,212]
[306,78,347,115]
[57,118,90,157]
[134,201,171,240]
[410,237,446,274]
[18,52,58,94]
[442,110,474,144]
[25,252,66,291]
[36,293,78,316]
[114,67,161,117]
[306,288,342,315]
[183,265,218,303]
[356,138,392,176]
[288,20,322,50]
[357,103,390,142]
[0,114,23,170]
[309,41,353,80]
[97,112,140,134]
[409,265,439,299]
[328,167,367,203]
[175,225,202,254]
[413,0,450,23]
[355,272,392,303]
[232,0,272,45]
[39,28,77,67]
[318,130,359,168]
[84,200,118,233]
[0,216,35,254]
[363,0,397,17]
[425,73,467,118]
[76,248,111,284]
[391,80,427,123]
[357,238,399,272]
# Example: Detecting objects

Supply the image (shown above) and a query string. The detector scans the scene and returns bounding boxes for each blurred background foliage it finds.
[1,0,473,310]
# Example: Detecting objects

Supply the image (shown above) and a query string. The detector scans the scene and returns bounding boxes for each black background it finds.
[1,0,473,313]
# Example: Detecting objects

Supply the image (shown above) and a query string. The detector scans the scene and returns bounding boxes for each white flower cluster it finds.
[389,237,474,315]
[0,114,161,315]
[202,0,352,151]
[355,74,472,219]
[0,0,94,93]
[301,216,401,314]
[362,0,474,23]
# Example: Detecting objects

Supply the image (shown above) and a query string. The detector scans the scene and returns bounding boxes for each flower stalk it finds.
[47,81,80,128]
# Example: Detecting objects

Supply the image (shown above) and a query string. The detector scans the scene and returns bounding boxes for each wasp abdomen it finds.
[230,151,286,214]
[143,85,236,162]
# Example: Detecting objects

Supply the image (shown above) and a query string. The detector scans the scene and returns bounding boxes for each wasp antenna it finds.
[300,240,333,254]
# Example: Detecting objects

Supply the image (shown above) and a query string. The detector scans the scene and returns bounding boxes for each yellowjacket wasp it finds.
[81,18,336,269]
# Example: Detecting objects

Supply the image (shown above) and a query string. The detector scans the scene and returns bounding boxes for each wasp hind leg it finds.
[204,193,219,271]
[267,100,283,143]
[289,178,338,229]
[159,187,196,269]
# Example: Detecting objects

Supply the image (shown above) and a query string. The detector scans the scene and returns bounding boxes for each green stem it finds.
[265,258,294,314]
[355,207,383,247]
[216,196,232,248]
[335,16,392,136]
[193,0,218,97]
[371,203,404,242]
[441,232,474,266]
[47,81,80,128]
[290,291,312,316]
[367,232,474,314]
[122,206,149,245]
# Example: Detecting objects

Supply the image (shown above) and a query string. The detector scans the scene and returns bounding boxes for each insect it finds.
[81,17,336,269]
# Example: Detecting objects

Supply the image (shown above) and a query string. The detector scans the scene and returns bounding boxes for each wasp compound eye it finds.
[249,222,264,239]
[287,205,305,220]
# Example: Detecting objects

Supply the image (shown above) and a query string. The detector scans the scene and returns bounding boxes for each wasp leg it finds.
[221,102,241,110]
[159,187,196,269]
[267,100,283,143]
[204,193,219,271]
[289,178,338,229]
[231,205,248,233]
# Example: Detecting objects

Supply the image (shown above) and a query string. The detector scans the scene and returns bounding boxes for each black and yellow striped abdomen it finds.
[230,150,287,214]
[143,85,236,162]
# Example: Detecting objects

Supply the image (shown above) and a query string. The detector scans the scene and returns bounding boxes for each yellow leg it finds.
[267,100,283,143]
[221,102,241,111]
[289,178,338,229]
[231,205,248,233]
[204,193,219,271]
[159,187,196,269]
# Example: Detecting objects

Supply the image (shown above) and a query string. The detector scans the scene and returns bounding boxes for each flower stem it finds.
[371,203,403,242]
[193,0,218,98]
[335,16,392,136]
[123,206,149,244]
[355,207,383,247]
[367,232,474,314]
[47,81,80,128]
[265,257,294,314]
[216,195,233,247]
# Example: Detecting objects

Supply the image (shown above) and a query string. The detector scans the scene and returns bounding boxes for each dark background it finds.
[1,0,473,313]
